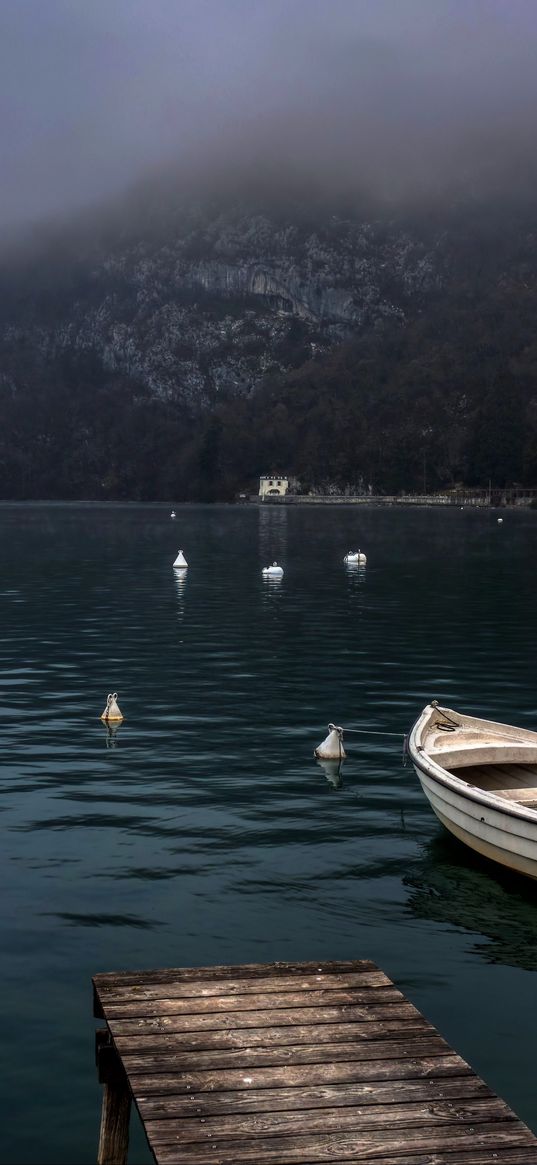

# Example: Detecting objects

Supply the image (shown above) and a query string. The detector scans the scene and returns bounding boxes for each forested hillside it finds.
[1,191,536,499]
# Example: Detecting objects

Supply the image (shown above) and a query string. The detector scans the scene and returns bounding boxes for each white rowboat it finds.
[408,701,537,879]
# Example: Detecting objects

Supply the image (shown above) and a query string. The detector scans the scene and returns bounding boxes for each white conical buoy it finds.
[170,510,176,518]
[314,723,346,760]
[344,550,367,564]
[262,562,283,576]
[173,549,188,568]
[100,692,124,722]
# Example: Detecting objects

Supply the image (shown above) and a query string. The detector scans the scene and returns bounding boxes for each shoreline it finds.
[0,494,534,509]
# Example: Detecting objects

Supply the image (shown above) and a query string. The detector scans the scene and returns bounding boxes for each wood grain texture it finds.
[112,1020,437,1057]
[266,1153,537,1165]
[137,1074,491,1120]
[130,1053,473,1097]
[147,1097,514,1146]
[97,971,391,1002]
[102,992,412,1020]
[92,958,537,1165]
[152,1122,537,1165]
[120,1036,448,1075]
[97,1082,131,1165]
[94,960,376,991]
[105,1002,420,1034]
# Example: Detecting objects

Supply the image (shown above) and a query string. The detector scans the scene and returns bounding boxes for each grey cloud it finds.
[1,0,537,234]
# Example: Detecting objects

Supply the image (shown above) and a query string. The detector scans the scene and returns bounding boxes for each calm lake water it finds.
[2,502,537,1163]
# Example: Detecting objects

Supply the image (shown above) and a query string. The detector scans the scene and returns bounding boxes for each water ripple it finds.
[3,503,537,1161]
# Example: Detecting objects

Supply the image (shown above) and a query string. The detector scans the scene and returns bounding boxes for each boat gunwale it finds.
[408,703,537,825]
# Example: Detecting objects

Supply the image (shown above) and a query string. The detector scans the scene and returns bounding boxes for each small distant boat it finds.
[170,511,176,519]
[344,550,367,564]
[408,701,537,879]
[173,550,188,569]
[262,562,283,577]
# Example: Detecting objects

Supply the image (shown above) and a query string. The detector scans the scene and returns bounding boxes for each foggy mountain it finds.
[1,180,537,500]
[0,188,444,406]
[2,1,537,498]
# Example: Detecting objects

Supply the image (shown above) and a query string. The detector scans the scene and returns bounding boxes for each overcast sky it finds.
[1,0,537,232]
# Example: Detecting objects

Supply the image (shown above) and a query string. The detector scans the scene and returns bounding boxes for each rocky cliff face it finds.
[0,199,442,407]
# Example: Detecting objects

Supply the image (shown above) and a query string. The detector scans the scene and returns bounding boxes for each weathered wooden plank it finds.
[147,1096,514,1146]
[93,960,376,991]
[111,1015,432,1044]
[93,958,537,1165]
[132,1053,473,1097]
[152,1121,537,1165]
[121,1036,449,1075]
[103,987,407,1019]
[258,1153,537,1165]
[105,1002,419,1034]
[137,1074,491,1121]
[97,971,391,1002]
[97,1082,131,1165]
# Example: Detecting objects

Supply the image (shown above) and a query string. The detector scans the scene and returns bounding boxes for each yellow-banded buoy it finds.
[100,692,124,722]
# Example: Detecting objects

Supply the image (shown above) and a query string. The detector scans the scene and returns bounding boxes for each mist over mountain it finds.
[3,0,537,234]
[2,176,537,500]
[2,2,537,498]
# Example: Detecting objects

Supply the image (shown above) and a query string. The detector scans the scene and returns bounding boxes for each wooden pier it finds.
[93,958,537,1165]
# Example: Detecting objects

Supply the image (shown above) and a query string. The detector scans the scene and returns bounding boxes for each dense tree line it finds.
[2,202,537,500]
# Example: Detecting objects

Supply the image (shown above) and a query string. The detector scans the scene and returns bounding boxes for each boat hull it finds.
[409,702,537,880]
[414,761,537,879]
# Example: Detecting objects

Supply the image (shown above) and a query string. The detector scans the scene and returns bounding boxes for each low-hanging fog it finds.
[2,0,537,237]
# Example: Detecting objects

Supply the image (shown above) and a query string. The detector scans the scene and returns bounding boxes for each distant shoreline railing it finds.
[244,489,537,507]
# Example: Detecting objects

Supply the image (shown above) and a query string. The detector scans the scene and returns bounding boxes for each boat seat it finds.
[489,787,537,804]
[429,743,537,768]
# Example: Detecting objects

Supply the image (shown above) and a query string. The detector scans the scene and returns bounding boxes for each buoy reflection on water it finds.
[316,757,344,789]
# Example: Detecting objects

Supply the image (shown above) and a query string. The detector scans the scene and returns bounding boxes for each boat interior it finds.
[449,763,537,807]
[427,734,537,808]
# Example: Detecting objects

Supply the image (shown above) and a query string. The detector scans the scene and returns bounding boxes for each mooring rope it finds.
[338,726,408,765]
[342,728,405,738]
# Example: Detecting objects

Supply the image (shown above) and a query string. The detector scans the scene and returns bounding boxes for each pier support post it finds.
[96,1029,131,1165]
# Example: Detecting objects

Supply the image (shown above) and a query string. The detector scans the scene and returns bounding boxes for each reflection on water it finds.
[258,503,288,564]
[49,910,160,929]
[173,568,188,622]
[173,570,188,594]
[102,721,121,749]
[316,757,344,789]
[3,502,537,1162]
[405,833,537,972]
